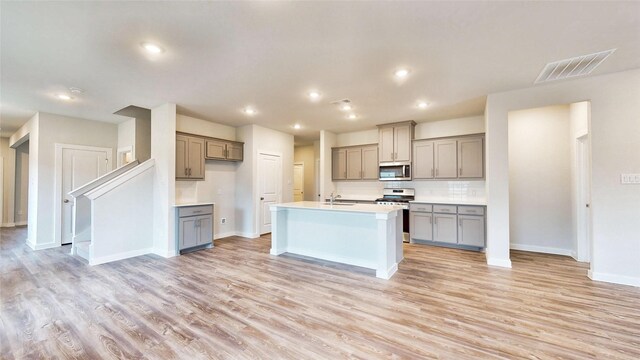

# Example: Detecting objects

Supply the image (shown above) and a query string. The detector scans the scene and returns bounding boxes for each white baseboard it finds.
[214,231,237,240]
[510,243,573,256]
[29,242,60,250]
[376,263,398,280]
[152,248,178,258]
[486,257,512,268]
[1,222,16,228]
[90,247,154,266]
[26,238,37,250]
[284,246,377,270]
[235,231,260,239]
[588,270,640,287]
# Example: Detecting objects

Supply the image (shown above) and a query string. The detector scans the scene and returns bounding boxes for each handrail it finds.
[85,159,155,200]
[69,160,140,198]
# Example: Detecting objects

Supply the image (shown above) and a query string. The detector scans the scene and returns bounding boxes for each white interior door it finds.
[258,153,281,235]
[315,159,320,201]
[61,147,110,244]
[576,135,591,262]
[293,163,304,202]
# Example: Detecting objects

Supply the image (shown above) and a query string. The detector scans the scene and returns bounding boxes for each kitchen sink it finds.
[322,202,355,206]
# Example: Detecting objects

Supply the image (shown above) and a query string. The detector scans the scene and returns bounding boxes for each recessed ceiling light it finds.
[56,94,73,101]
[341,104,352,111]
[394,68,410,78]
[293,124,301,129]
[417,101,429,109]
[308,91,321,100]
[347,114,357,120]
[141,42,164,54]
[243,107,256,115]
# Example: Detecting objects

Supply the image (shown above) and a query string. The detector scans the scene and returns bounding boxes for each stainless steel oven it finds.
[375,188,415,242]
[379,163,411,181]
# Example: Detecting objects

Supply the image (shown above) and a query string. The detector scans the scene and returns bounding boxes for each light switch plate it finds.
[620,174,640,184]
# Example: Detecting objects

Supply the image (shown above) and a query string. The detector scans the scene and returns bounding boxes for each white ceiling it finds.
[1,1,639,141]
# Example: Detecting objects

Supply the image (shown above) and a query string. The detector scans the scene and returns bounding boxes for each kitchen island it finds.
[269,201,404,279]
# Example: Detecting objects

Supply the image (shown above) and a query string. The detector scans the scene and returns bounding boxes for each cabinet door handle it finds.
[459,218,462,227]
[185,168,188,176]
[189,168,192,176]
[459,168,462,176]
[436,168,439,176]
[390,152,394,160]
[431,168,434,177]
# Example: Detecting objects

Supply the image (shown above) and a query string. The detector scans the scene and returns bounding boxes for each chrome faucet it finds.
[329,192,342,205]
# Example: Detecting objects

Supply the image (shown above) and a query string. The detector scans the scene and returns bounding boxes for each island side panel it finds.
[375,210,400,279]
[396,210,403,263]
[270,207,289,255]
[282,208,379,269]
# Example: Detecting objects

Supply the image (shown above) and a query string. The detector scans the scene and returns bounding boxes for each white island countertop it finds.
[411,198,487,206]
[271,201,403,214]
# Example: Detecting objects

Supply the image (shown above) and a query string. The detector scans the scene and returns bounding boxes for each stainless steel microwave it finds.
[379,163,411,181]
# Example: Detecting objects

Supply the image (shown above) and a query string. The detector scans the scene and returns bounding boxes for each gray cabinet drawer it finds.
[178,205,213,217]
[458,206,485,215]
[433,204,457,213]
[410,203,433,212]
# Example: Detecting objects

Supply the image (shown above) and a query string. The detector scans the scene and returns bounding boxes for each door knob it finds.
[260,197,264,200]
[63,199,70,203]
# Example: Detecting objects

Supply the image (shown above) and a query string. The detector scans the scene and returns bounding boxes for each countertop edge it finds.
[173,202,215,208]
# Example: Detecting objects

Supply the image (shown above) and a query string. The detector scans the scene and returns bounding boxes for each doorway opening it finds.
[293,162,304,202]
[507,101,591,262]
[14,141,29,226]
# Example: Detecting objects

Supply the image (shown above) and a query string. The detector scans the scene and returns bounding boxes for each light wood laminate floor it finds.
[1,227,639,359]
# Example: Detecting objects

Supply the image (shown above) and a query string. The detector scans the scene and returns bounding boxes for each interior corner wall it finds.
[151,103,177,256]
[569,101,590,260]
[14,141,29,225]
[486,68,640,286]
[135,116,151,162]
[508,105,572,255]
[235,125,255,237]
[294,145,316,201]
[319,130,337,202]
[0,137,16,227]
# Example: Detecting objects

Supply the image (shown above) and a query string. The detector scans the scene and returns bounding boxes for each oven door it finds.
[379,164,411,181]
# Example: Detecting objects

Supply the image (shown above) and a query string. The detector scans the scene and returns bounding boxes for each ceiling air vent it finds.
[534,49,616,84]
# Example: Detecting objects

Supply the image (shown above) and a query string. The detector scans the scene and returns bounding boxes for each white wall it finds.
[9,112,118,249]
[90,165,155,265]
[336,129,378,147]
[14,141,28,225]
[415,115,485,139]
[176,114,236,140]
[151,103,177,257]
[508,105,572,255]
[294,145,316,201]
[319,130,337,201]
[485,68,640,286]
[117,118,136,153]
[0,137,16,226]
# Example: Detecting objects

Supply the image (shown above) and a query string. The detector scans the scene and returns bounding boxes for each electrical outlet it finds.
[221,218,226,224]
[621,174,640,184]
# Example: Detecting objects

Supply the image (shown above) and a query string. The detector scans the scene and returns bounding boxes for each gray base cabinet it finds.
[177,204,214,252]
[410,203,486,250]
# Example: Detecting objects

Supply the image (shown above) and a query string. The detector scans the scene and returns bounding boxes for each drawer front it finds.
[178,205,213,217]
[458,206,485,216]
[433,204,457,213]
[410,203,433,212]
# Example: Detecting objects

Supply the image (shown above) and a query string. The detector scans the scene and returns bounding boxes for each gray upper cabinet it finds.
[413,140,434,179]
[378,121,415,163]
[205,138,244,161]
[458,137,484,178]
[346,148,363,180]
[332,148,347,180]
[361,145,379,180]
[434,139,458,179]
[176,134,205,180]
[332,144,378,180]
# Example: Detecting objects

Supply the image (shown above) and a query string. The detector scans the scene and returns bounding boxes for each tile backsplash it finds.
[335,180,486,200]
